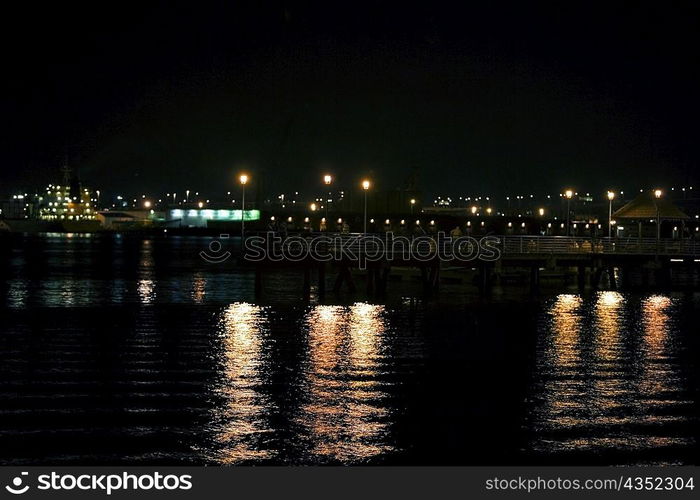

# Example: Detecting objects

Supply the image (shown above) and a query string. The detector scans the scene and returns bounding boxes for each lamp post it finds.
[565,190,573,236]
[654,189,662,250]
[410,198,416,215]
[607,191,615,238]
[362,180,370,234]
[324,174,332,220]
[239,174,248,242]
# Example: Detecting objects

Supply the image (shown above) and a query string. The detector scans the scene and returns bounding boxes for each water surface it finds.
[0,234,698,464]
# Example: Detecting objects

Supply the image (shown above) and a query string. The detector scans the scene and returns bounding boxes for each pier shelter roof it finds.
[612,191,689,220]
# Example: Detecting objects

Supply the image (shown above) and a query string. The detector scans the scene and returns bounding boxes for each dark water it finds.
[0,234,698,465]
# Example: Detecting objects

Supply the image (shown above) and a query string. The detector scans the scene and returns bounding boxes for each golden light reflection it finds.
[532,293,602,450]
[530,292,693,458]
[594,291,624,364]
[191,273,206,304]
[548,294,583,369]
[297,302,394,463]
[598,290,623,308]
[137,239,155,304]
[137,280,155,304]
[209,302,275,464]
[638,295,677,404]
[348,303,384,368]
[533,294,584,435]
[588,291,629,422]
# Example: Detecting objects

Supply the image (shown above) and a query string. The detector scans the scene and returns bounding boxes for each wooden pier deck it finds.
[238,234,700,297]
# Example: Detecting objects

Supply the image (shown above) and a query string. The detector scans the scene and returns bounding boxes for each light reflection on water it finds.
[191,273,207,304]
[207,302,276,464]
[204,302,395,464]
[296,303,393,463]
[1,234,698,464]
[530,291,695,461]
[6,281,28,308]
[137,240,155,305]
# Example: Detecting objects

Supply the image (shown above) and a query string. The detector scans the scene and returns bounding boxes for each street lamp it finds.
[564,189,573,236]
[362,179,371,234]
[607,191,615,238]
[324,174,332,219]
[410,198,416,215]
[654,189,662,248]
[239,174,249,242]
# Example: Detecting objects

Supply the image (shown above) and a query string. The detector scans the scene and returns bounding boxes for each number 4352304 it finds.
[623,477,695,491]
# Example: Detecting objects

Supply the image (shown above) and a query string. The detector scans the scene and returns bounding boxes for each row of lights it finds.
[270,216,436,225]
[134,185,667,217]
[443,187,680,204]
[265,217,613,229]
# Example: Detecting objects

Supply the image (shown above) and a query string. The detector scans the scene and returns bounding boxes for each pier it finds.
[243,234,700,298]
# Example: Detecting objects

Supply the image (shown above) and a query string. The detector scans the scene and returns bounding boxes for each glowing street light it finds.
[654,189,662,247]
[310,202,317,212]
[410,198,416,215]
[607,191,615,237]
[239,174,249,242]
[538,207,544,217]
[564,189,574,236]
[362,180,371,234]
[323,174,332,218]
[144,200,152,209]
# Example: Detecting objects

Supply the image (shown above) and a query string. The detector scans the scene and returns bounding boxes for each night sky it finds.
[2,2,699,199]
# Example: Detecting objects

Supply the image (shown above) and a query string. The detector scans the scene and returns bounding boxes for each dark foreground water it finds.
[0,234,698,465]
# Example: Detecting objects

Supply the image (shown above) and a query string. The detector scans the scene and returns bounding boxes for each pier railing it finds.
[244,232,700,260]
[500,236,700,257]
